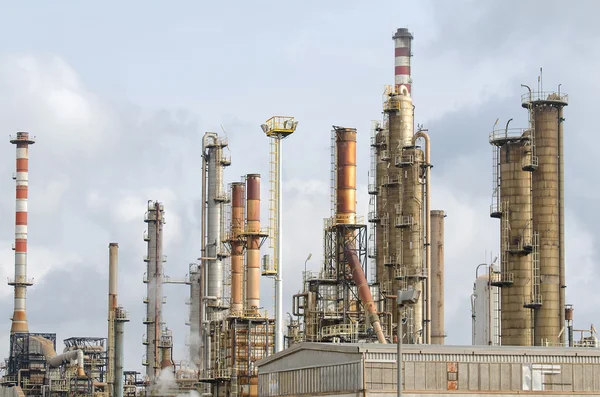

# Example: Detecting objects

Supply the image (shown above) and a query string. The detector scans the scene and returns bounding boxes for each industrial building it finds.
[0,25,595,397]
[257,343,600,396]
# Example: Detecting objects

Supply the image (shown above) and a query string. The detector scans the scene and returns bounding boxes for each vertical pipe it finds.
[413,131,431,344]
[189,265,201,365]
[9,131,35,335]
[430,211,445,344]
[107,243,119,395]
[275,136,283,353]
[246,174,262,312]
[558,106,566,345]
[231,183,246,315]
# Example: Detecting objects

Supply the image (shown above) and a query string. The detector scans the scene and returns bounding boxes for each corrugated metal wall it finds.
[258,362,362,396]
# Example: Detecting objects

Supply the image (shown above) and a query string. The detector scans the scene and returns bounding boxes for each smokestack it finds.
[333,126,357,225]
[430,211,445,344]
[230,182,246,314]
[9,131,35,335]
[393,28,413,93]
[107,243,119,395]
[245,174,263,312]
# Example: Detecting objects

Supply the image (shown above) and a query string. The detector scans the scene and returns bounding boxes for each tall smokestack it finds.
[107,243,119,395]
[333,126,357,225]
[245,174,263,312]
[114,306,129,397]
[9,131,35,335]
[393,28,413,93]
[230,182,246,314]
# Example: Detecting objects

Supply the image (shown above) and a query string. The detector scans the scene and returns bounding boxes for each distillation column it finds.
[143,201,165,381]
[245,174,264,313]
[500,139,534,346]
[202,132,230,310]
[9,132,35,335]
[524,92,568,346]
[430,210,445,345]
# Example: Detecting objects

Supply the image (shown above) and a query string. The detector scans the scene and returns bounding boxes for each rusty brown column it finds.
[334,126,357,225]
[246,174,262,312]
[231,182,246,315]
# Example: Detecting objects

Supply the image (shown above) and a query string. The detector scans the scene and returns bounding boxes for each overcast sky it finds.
[0,0,599,373]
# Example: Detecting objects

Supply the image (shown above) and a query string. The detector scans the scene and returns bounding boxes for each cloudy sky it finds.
[0,0,598,373]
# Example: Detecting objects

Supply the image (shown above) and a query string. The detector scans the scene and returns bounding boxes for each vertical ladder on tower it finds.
[492,201,514,287]
[525,232,542,308]
[490,146,502,218]
[264,137,278,277]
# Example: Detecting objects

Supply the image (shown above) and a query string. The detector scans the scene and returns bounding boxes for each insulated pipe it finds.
[412,131,431,344]
[107,243,119,395]
[246,174,262,311]
[334,126,357,225]
[9,131,35,335]
[344,244,386,344]
[231,182,246,314]
[33,336,86,378]
[393,28,413,93]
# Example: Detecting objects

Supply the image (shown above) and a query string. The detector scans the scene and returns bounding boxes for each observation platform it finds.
[521,91,568,108]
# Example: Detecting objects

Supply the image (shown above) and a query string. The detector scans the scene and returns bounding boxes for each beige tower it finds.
[523,90,568,346]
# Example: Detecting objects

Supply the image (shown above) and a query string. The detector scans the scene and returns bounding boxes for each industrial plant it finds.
[1,27,600,397]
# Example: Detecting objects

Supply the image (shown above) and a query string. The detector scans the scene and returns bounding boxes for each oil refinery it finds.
[1,27,600,397]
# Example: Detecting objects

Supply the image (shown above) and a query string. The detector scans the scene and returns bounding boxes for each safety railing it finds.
[521,91,568,106]
[489,128,529,145]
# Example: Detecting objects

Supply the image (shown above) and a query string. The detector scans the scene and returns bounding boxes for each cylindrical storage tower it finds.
[472,274,500,346]
[430,210,445,345]
[526,93,568,346]
[114,306,129,397]
[9,131,35,335]
[499,141,533,346]
[335,127,357,225]
[231,182,246,314]
[400,147,424,344]
[246,174,262,312]
[387,90,414,148]
[393,28,413,93]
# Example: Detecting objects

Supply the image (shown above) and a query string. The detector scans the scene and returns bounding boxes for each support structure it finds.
[9,131,35,335]
[261,116,298,353]
[107,243,119,396]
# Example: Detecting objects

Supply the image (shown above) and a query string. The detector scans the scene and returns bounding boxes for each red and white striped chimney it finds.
[393,28,413,93]
[9,131,35,335]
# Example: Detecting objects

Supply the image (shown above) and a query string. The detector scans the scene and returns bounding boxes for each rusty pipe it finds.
[413,130,431,344]
[334,126,357,225]
[344,244,386,344]
[33,336,86,378]
[246,174,262,311]
[231,182,245,314]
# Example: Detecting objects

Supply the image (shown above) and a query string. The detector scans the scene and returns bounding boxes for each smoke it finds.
[152,367,177,395]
